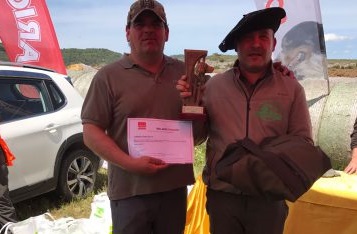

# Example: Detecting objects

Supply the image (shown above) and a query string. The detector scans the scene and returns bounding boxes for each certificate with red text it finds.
[127,118,194,164]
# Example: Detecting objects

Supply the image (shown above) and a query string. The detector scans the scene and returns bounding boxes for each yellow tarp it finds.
[284,172,357,234]
[185,172,357,234]
[184,176,209,234]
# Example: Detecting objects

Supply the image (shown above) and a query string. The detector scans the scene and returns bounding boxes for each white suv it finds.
[0,62,100,203]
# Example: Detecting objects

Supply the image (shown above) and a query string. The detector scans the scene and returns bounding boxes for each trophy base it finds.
[180,106,206,120]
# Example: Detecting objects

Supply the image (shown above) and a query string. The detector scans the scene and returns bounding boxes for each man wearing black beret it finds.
[178,7,313,234]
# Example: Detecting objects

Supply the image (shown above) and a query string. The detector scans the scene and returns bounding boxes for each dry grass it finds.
[206,55,357,77]
[328,68,357,77]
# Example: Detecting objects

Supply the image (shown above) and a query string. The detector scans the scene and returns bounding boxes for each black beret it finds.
[219,7,286,52]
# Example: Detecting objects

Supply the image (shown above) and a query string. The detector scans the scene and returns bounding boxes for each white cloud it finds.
[325,33,352,42]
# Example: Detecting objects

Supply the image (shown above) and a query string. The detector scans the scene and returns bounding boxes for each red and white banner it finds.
[254,0,328,81]
[254,0,330,144]
[0,0,67,75]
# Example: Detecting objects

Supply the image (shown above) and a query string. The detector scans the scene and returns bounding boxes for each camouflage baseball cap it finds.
[127,0,167,25]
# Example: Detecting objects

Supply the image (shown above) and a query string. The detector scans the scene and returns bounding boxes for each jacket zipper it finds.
[234,76,252,138]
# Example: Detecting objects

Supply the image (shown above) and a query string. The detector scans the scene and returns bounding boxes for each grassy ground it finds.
[193,143,206,177]
[14,145,206,220]
[14,168,108,220]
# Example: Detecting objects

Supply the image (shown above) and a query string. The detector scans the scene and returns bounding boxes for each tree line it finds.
[0,45,122,67]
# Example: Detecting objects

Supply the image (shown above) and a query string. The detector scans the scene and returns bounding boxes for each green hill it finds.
[1,44,356,72]
[61,48,121,67]
[0,44,122,67]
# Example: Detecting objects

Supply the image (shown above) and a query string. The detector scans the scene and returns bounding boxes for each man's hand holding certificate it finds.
[127,118,194,164]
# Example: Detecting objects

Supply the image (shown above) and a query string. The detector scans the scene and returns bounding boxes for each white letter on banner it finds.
[14,8,37,19]
[17,40,40,62]
[18,21,41,41]
[7,0,30,9]
[7,0,41,63]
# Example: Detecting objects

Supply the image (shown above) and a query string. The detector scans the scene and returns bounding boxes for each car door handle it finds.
[44,124,60,133]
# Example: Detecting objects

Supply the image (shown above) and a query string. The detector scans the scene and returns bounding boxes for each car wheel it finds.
[57,149,99,201]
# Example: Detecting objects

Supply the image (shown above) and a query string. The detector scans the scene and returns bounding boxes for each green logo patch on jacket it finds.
[256,102,282,121]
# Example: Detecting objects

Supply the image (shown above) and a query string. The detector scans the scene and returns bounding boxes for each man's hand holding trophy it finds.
[178,49,214,120]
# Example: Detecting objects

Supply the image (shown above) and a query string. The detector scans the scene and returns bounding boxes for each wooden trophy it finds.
[180,49,214,120]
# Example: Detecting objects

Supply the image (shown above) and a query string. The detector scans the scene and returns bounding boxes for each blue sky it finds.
[46,0,357,59]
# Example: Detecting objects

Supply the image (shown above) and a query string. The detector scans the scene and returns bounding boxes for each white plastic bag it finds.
[89,192,112,234]
[49,217,76,234]
[0,213,78,234]
[0,193,113,234]
[0,212,54,234]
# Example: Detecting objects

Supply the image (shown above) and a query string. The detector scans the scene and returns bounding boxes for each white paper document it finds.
[127,118,194,164]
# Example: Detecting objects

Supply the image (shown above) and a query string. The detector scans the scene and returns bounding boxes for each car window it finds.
[0,78,49,122]
[45,80,66,110]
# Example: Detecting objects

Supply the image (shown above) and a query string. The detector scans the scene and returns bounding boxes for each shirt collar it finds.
[119,53,174,69]
[233,59,274,82]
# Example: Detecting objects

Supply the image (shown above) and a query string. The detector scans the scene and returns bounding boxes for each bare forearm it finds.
[83,123,132,170]
[83,123,168,174]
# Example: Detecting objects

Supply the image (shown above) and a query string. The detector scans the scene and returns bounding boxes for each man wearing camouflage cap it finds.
[82,1,204,233]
